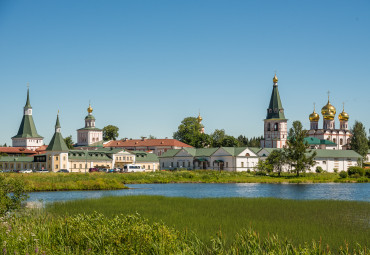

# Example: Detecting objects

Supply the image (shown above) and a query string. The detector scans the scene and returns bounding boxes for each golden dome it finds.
[273,74,278,83]
[309,105,320,122]
[321,100,336,120]
[87,104,93,114]
[338,104,349,121]
[197,114,203,123]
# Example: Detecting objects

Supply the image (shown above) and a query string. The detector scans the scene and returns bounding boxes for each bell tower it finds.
[260,74,288,148]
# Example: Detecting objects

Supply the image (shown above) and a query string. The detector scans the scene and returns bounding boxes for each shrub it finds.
[315,166,323,173]
[339,171,348,178]
[347,167,365,177]
[333,168,338,173]
[255,171,267,176]
[365,169,370,178]
[0,175,28,216]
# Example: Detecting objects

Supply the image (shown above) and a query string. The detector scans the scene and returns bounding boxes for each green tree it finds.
[210,129,226,147]
[350,121,369,162]
[237,135,248,146]
[173,117,204,147]
[0,176,28,216]
[222,135,239,147]
[148,135,157,139]
[265,149,287,176]
[103,125,119,141]
[64,135,74,149]
[285,121,316,176]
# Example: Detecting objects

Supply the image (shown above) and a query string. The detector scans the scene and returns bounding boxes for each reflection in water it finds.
[28,183,370,204]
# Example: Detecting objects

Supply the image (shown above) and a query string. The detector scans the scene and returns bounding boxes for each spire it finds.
[25,84,32,108]
[266,74,285,119]
[55,111,61,130]
[46,113,69,152]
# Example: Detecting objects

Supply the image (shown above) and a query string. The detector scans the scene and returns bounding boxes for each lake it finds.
[27,183,370,203]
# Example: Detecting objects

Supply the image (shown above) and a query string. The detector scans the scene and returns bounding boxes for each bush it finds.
[255,171,267,176]
[315,166,323,173]
[0,175,28,216]
[339,171,348,178]
[347,167,365,177]
[365,169,370,178]
[333,168,338,173]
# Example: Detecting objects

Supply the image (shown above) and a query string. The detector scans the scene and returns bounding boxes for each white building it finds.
[159,147,260,171]
[77,104,103,146]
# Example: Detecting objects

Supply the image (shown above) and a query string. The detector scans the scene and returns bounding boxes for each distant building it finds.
[0,147,37,156]
[76,104,103,147]
[104,138,192,156]
[12,88,44,150]
[307,99,351,150]
[260,74,288,148]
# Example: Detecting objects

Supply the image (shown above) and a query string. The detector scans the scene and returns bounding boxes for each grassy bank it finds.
[3,171,368,191]
[2,211,367,254]
[47,196,370,252]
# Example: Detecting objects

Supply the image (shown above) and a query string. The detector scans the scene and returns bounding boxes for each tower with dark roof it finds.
[260,74,288,148]
[12,88,44,150]
[46,113,69,171]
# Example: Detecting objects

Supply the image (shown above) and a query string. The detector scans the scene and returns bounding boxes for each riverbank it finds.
[46,196,369,252]
[2,171,368,191]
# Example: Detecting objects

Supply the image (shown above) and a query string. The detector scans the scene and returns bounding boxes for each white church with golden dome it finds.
[307,94,351,150]
[76,104,103,146]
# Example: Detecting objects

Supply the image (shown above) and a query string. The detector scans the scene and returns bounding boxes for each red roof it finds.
[0,147,37,155]
[35,145,48,154]
[104,139,192,148]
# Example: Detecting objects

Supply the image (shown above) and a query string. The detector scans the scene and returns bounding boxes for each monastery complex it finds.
[0,75,364,173]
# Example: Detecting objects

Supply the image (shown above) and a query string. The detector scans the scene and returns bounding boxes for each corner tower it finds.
[260,74,288,148]
[12,87,44,150]
[77,104,103,146]
[46,113,69,172]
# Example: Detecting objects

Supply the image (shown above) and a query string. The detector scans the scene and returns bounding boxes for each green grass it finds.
[3,170,368,191]
[46,196,370,252]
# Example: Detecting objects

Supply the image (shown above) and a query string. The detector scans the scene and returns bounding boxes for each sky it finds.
[0,0,369,145]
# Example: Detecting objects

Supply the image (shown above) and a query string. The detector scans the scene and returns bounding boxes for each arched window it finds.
[333,138,336,144]
[274,123,279,131]
[267,123,271,131]
[340,139,343,145]
[245,153,250,157]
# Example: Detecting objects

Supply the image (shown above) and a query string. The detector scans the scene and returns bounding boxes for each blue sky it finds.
[0,0,369,144]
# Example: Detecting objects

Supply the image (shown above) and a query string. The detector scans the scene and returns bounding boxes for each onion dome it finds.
[273,74,278,83]
[338,104,349,121]
[197,113,203,123]
[87,104,93,114]
[309,105,320,122]
[321,94,336,120]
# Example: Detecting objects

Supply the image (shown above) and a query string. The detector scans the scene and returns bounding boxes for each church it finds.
[260,74,352,150]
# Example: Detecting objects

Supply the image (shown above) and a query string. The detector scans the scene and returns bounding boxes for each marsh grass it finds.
[3,171,367,192]
[47,196,370,252]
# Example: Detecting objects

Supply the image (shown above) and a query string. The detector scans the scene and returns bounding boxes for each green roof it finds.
[159,149,181,158]
[249,147,262,154]
[25,88,31,108]
[85,115,96,120]
[12,115,43,139]
[311,149,362,159]
[194,148,218,157]
[77,127,102,131]
[266,83,285,119]
[0,156,34,162]
[221,147,249,156]
[304,137,336,145]
[46,115,69,152]
[131,151,159,163]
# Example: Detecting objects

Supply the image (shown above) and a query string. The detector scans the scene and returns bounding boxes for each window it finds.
[162,162,164,167]
[274,123,279,131]
[267,123,271,131]
[340,139,343,145]
[226,162,229,168]
[245,153,250,157]
[241,162,244,167]
[56,164,58,169]
[177,162,179,167]
[148,165,151,170]
[188,162,190,167]
[333,138,336,144]
[56,156,58,161]
[79,164,82,169]
[74,164,76,168]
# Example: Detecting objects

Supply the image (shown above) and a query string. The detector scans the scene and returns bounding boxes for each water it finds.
[27,183,370,204]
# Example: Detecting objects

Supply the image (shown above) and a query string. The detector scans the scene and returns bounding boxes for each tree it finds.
[210,129,226,147]
[265,149,287,176]
[173,117,204,147]
[64,135,74,149]
[103,125,119,141]
[350,121,369,162]
[222,135,239,147]
[285,121,316,176]
[148,135,157,139]
[237,135,248,146]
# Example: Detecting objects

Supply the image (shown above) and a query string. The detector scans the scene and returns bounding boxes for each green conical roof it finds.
[266,82,286,119]
[12,89,42,139]
[46,115,69,152]
[25,88,32,108]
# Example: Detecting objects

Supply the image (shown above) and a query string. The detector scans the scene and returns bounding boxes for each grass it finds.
[46,196,370,252]
[3,170,368,191]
